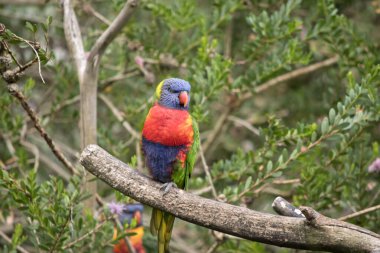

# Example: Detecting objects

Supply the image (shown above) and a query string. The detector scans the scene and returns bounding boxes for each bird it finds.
[141,78,199,253]
[113,203,146,253]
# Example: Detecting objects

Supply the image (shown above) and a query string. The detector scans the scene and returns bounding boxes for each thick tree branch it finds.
[88,0,139,61]
[80,145,380,253]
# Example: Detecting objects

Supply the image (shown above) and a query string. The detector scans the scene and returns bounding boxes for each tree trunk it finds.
[79,60,99,210]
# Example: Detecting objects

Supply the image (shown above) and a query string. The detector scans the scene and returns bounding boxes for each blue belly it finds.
[142,137,185,183]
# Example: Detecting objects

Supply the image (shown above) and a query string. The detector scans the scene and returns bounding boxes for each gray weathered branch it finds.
[88,0,139,61]
[80,145,380,253]
[62,0,86,74]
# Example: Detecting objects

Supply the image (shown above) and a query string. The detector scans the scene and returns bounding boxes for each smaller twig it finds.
[1,132,17,156]
[136,63,155,84]
[206,241,221,253]
[7,83,76,174]
[39,152,71,181]
[88,0,139,60]
[191,186,212,196]
[40,95,80,118]
[369,188,380,206]
[99,69,139,91]
[202,107,232,154]
[228,115,260,136]
[2,58,38,83]
[135,95,153,113]
[20,139,40,172]
[242,56,339,101]
[144,55,184,68]
[254,178,300,195]
[20,123,39,172]
[0,230,30,253]
[199,144,218,199]
[10,34,45,84]
[338,204,380,221]
[98,94,140,139]
[62,219,108,250]
[1,41,22,68]
[83,3,112,25]
[272,197,305,218]
[273,178,301,185]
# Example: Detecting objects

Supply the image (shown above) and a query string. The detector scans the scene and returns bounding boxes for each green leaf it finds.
[328,108,336,124]
[266,161,273,172]
[25,21,37,33]
[12,224,23,245]
[23,78,35,96]
[321,117,329,135]
[47,16,52,25]
[244,176,252,190]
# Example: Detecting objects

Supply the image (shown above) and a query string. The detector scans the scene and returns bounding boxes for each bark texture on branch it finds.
[80,145,380,253]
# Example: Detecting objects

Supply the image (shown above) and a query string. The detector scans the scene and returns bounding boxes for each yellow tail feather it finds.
[150,208,175,253]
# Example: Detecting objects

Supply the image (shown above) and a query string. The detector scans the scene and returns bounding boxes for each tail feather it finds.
[150,208,175,253]
[150,208,162,235]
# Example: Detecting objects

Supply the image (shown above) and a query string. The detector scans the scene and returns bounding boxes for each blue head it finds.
[155,78,191,110]
[118,204,144,227]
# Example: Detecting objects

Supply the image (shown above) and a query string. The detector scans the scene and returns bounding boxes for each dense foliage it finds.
[0,0,379,252]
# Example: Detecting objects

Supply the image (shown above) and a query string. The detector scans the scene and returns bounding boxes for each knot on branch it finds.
[3,69,22,83]
[0,56,11,72]
[299,206,322,225]
[7,83,21,97]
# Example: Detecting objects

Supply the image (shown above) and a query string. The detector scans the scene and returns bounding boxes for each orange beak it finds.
[179,91,188,107]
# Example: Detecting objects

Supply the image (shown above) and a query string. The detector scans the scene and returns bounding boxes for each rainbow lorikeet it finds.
[113,204,146,253]
[141,78,200,253]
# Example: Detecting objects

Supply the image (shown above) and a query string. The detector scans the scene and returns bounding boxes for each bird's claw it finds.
[160,182,177,196]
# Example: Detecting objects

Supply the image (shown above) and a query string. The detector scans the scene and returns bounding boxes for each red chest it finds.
[142,104,193,146]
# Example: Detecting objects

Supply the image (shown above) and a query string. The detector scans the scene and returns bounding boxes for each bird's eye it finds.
[168,87,174,93]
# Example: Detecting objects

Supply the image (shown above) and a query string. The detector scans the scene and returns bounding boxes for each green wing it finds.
[184,116,200,190]
[171,116,200,190]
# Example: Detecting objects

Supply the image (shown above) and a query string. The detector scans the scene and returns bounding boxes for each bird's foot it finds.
[160,182,177,196]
